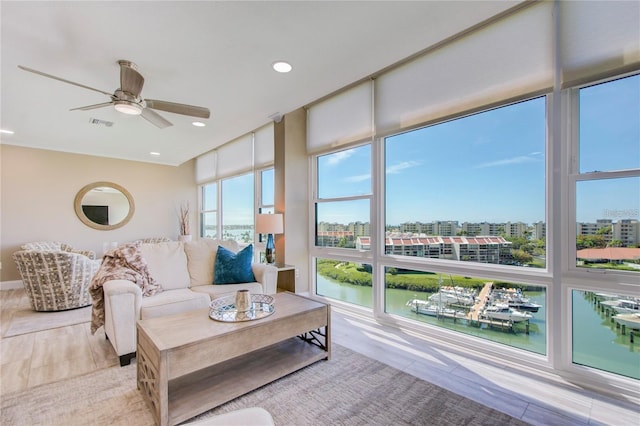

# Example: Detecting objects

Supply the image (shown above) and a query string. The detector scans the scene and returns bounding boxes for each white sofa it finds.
[102,239,277,366]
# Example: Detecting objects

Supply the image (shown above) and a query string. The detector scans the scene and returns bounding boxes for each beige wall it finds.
[1,145,197,282]
[277,108,310,292]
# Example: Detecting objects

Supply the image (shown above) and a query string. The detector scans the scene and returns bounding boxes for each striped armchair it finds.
[13,243,101,311]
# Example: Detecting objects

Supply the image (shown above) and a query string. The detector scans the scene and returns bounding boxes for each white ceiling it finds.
[1,1,517,166]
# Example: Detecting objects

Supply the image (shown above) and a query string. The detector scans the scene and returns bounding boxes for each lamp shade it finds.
[255,213,283,234]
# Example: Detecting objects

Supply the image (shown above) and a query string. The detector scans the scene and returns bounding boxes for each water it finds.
[317,275,640,379]
[572,291,640,379]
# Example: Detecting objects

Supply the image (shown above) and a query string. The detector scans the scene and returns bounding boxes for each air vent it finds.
[89,118,114,127]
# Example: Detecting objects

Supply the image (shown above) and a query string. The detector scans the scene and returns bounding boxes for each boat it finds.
[613,313,640,330]
[482,304,532,322]
[491,288,541,313]
[428,287,475,306]
[506,299,541,313]
[600,298,640,315]
[406,299,466,318]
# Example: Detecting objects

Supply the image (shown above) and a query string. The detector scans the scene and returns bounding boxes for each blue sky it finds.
[319,74,639,226]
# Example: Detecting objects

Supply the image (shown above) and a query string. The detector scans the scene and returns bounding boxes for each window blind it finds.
[195,150,217,184]
[254,122,274,169]
[216,133,253,179]
[307,80,373,153]
[375,2,553,136]
[195,122,275,182]
[560,0,640,88]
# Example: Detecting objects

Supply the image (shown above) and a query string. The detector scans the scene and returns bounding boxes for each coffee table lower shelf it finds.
[167,337,328,425]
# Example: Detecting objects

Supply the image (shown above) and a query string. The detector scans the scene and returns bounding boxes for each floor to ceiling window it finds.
[383,97,547,354]
[570,74,640,379]
[200,182,217,239]
[313,145,373,308]
[221,172,254,244]
[196,123,275,249]
[307,0,639,395]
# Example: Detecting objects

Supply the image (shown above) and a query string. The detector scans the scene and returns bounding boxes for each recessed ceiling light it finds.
[192,121,206,127]
[272,61,292,73]
[150,152,160,156]
[1,129,15,134]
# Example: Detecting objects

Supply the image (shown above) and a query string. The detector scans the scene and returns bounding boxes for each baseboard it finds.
[0,280,23,291]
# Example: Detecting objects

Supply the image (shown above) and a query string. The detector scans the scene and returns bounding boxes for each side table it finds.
[273,263,295,292]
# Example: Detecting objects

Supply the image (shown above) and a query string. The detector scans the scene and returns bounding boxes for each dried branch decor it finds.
[179,202,190,236]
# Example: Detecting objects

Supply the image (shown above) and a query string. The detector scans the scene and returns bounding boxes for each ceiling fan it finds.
[18,60,210,128]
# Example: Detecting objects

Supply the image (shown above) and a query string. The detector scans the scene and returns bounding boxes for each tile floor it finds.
[1,289,638,425]
[331,307,640,426]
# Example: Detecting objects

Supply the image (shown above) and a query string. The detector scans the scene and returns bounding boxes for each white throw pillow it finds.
[140,241,191,290]
[184,239,239,286]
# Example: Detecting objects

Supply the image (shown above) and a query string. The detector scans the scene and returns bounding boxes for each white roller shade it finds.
[375,2,553,135]
[560,1,640,88]
[216,133,253,179]
[254,122,274,168]
[195,123,274,183]
[307,80,373,153]
[195,150,217,184]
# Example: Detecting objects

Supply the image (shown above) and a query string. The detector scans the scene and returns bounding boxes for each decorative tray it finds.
[209,294,275,322]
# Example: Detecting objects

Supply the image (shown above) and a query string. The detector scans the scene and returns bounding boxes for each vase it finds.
[178,234,192,242]
[265,233,275,264]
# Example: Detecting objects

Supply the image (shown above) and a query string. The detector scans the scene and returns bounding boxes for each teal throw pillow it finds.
[214,244,256,284]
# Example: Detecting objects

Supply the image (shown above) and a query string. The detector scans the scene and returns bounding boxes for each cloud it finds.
[337,159,420,183]
[326,149,355,165]
[386,160,420,174]
[344,173,371,183]
[474,153,542,169]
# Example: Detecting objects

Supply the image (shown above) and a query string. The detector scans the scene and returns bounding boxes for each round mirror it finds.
[74,182,135,230]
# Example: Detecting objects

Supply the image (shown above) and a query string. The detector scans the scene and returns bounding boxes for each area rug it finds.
[0,344,528,426]
[4,306,91,337]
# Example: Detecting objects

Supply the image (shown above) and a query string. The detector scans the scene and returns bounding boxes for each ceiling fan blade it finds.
[141,107,172,128]
[145,99,210,119]
[119,61,144,97]
[70,102,114,111]
[18,65,113,97]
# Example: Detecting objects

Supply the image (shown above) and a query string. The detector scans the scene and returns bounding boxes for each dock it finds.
[410,281,530,334]
[469,282,493,321]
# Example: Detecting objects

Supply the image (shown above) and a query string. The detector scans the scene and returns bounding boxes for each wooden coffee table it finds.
[136,292,330,426]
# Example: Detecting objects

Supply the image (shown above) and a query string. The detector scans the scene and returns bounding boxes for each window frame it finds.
[308,74,640,390]
[565,73,640,289]
[198,166,275,247]
[310,141,376,312]
[199,181,219,239]
[311,142,374,260]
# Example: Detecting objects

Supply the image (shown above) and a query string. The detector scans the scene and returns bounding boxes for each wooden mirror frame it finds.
[74,181,135,230]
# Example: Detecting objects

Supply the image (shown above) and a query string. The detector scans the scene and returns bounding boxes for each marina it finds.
[317,273,639,378]
[406,282,535,334]
[587,292,640,338]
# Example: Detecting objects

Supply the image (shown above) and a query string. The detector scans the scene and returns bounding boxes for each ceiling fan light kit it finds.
[18,60,210,128]
[113,100,143,115]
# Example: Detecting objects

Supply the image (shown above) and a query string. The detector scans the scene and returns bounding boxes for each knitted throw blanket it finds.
[89,242,163,334]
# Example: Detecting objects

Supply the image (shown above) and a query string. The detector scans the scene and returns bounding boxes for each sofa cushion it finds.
[140,241,191,290]
[191,282,263,299]
[214,244,256,284]
[140,288,210,319]
[184,239,240,286]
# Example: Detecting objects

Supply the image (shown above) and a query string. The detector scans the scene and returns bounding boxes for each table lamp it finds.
[256,213,283,264]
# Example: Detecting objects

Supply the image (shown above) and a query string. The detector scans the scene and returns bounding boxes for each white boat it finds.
[491,288,541,313]
[506,300,541,313]
[613,313,640,330]
[483,304,532,322]
[428,288,475,306]
[601,299,640,315]
[406,299,466,318]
